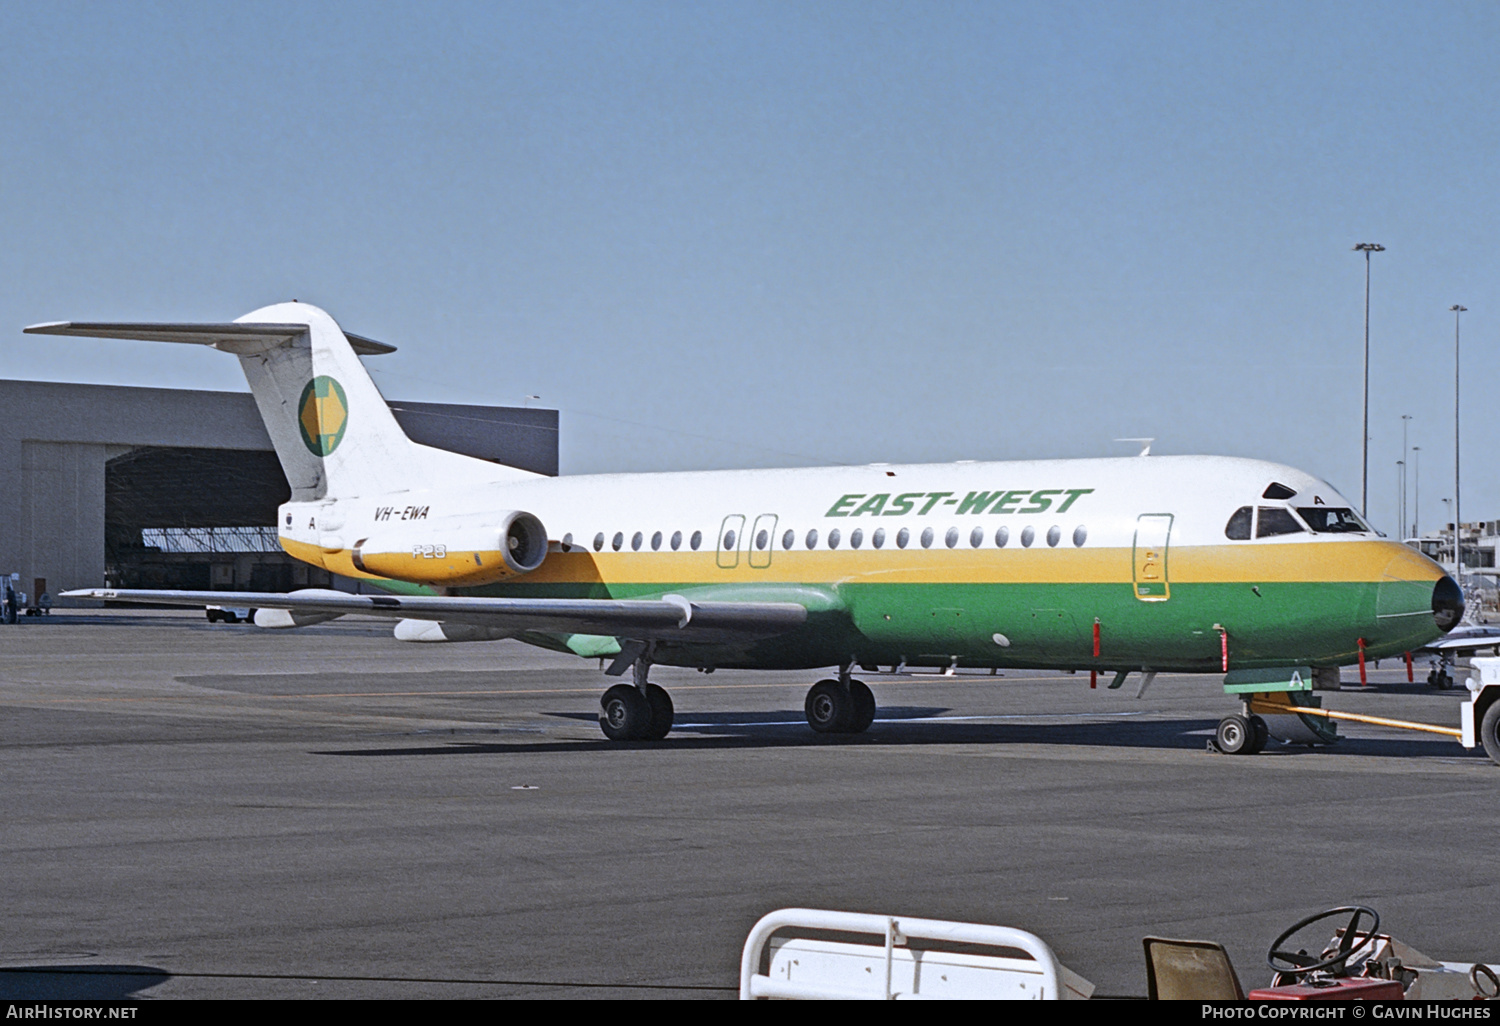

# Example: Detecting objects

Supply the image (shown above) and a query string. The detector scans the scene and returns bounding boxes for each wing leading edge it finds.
[59,588,809,642]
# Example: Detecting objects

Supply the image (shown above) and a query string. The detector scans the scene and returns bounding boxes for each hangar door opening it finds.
[104,446,333,592]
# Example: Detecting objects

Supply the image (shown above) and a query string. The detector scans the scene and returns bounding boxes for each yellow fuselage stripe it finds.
[282,537,1436,589]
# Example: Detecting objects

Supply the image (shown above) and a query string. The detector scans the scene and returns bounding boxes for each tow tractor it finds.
[1155,905,1499,1001]
[1207,659,1500,766]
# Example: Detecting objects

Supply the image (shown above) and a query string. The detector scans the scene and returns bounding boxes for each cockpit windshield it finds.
[1256,507,1305,538]
[1297,507,1370,534]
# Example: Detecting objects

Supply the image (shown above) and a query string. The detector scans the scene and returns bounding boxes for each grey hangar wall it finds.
[0,380,558,600]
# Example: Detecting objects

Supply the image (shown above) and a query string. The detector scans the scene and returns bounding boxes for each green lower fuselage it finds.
[419,540,1451,673]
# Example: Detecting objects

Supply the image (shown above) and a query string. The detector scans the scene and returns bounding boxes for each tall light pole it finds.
[1411,445,1421,538]
[1400,413,1412,538]
[1354,243,1385,517]
[1397,460,1405,538]
[1452,304,1467,573]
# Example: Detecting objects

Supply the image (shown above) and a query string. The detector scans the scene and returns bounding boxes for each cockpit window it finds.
[1297,507,1370,534]
[1262,482,1297,500]
[1225,506,1253,540]
[1256,507,1305,538]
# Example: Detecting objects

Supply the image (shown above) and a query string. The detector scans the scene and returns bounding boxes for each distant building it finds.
[1410,521,1500,570]
[0,380,557,603]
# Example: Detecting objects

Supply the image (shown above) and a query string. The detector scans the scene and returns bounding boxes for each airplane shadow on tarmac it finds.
[0,965,170,1000]
[313,708,1478,761]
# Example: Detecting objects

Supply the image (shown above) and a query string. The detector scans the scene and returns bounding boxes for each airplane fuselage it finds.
[277,453,1452,675]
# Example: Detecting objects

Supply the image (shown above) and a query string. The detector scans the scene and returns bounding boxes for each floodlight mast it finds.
[1400,413,1411,539]
[1353,243,1385,518]
[1452,304,1467,574]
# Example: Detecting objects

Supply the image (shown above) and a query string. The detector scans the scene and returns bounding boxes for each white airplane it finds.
[33,303,1465,748]
[1419,623,1500,689]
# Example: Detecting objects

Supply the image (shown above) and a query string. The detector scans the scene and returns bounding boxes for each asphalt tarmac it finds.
[2,609,1495,999]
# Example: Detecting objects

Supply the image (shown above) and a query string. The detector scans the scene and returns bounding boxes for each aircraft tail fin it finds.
[25,302,538,501]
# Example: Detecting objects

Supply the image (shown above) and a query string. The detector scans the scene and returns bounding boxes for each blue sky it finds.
[3,1,1497,536]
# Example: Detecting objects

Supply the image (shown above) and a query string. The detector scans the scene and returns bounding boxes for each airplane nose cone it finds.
[1432,575,1465,633]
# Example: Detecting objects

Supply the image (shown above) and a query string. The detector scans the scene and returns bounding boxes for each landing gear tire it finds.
[846,680,876,733]
[600,684,653,741]
[643,683,674,741]
[1480,702,1500,767]
[805,679,851,733]
[1215,714,1254,755]
[1247,714,1269,754]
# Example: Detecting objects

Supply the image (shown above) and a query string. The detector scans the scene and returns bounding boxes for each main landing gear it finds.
[595,652,879,741]
[598,650,674,741]
[804,667,877,735]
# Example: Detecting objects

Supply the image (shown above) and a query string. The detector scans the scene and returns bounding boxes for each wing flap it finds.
[60,588,808,641]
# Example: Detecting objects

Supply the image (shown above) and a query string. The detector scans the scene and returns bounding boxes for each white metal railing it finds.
[739,908,1083,1000]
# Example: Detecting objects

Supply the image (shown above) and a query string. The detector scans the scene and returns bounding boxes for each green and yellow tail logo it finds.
[299,376,349,456]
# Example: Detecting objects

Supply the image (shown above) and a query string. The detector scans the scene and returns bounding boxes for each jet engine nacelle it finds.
[351,510,548,587]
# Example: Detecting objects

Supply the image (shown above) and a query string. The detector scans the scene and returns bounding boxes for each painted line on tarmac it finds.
[673,710,1153,729]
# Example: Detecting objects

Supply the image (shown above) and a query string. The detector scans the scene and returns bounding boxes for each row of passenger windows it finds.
[568,524,1090,553]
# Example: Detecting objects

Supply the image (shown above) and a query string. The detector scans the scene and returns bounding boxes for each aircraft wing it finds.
[1421,627,1500,655]
[59,588,808,642]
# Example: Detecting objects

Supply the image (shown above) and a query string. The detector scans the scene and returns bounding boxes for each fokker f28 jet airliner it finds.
[33,303,1463,749]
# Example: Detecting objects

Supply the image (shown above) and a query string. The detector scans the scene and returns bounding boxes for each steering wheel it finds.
[1267,906,1381,977]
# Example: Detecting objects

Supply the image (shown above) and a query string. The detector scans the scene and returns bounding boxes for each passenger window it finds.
[562,533,573,550]
[722,530,736,550]
[872,527,885,549]
[782,529,795,550]
[1257,507,1305,538]
[970,526,984,548]
[995,526,1009,548]
[1225,506,1252,540]
[690,530,702,551]
[1046,525,1061,547]
[671,530,682,551]
[1072,525,1087,548]
[594,532,605,552]
[755,529,768,550]
[612,532,624,551]
[828,529,842,549]
[1020,525,1035,547]
[897,527,910,548]
[805,529,819,549]
[850,528,863,549]
[945,527,959,549]
[921,527,934,549]
[631,531,643,551]
[651,531,662,551]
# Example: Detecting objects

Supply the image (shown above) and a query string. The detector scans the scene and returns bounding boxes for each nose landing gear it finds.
[1427,653,1459,689]
[1213,712,1269,755]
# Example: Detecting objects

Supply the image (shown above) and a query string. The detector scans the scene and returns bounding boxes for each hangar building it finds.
[0,379,557,603]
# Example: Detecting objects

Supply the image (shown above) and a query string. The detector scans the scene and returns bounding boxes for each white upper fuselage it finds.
[280,454,1371,561]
